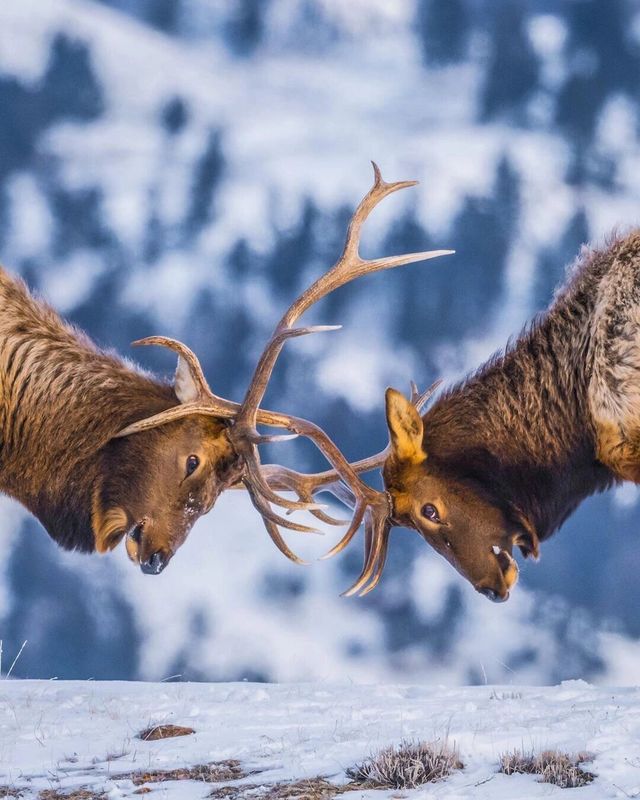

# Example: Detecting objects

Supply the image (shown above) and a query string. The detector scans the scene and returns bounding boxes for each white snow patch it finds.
[528,14,568,58]
[40,250,106,311]
[3,173,53,263]
[1,679,640,798]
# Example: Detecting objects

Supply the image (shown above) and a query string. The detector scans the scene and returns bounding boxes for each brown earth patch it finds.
[208,778,357,800]
[122,760,248,786]
[137,724,195,741]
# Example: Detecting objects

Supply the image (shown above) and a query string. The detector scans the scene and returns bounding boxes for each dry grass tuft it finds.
[209,777,353,800]
[137,724,195,741]
[499,749,595,789]
[489,690,523,701]
[0,789,23,798]
[346,739,463,789]
[122,760,247,786]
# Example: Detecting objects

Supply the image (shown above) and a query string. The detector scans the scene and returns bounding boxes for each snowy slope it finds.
[2,679,640,798]
[2,0,640,686]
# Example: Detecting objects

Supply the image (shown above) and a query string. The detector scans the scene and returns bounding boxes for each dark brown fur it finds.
[0,266,240,567]
[383,232,640,600]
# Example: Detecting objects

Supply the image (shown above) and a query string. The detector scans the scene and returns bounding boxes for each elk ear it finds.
[92,490,129,553]
[174,355,200,403]
[385,387,426,465]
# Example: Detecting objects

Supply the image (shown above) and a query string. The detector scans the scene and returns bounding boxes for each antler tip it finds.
[251,432,300,444]
[310,324,343,333]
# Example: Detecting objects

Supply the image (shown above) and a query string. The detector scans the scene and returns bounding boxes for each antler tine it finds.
[226,164,451,546]
[321,502,368,561]
[341,509,391,597]
[242,455,328,514]
[259,442,389,501]
[134,337,212,398]
[115,337,240,438]
[235,162,453,431]
[357,526,390,597]
[242,478,311,565]
[410,378,442,413]
[259,446,390,495]
[341,161,417,263]
[241,476,320,534]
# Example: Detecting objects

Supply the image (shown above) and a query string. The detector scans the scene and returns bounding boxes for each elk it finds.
[0,165,450,574]
[315,230,640,602]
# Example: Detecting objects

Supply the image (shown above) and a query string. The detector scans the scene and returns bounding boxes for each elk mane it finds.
[0,268,176,551]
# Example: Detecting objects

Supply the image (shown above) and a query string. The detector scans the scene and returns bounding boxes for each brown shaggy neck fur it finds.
[422,240,620,541]
[0,267,177,551]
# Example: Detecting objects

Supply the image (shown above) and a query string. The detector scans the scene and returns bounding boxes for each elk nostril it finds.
[140,551,166,575]
[477,586,509,603]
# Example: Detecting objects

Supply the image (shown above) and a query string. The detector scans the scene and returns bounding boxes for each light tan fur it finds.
[91,493,129,553]
[587,234,640,480]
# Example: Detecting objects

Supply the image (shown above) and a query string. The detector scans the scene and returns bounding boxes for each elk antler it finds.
[308,379,442,597]
[115,163,452,570]
[225,165,450,567]
[256,380,442,522]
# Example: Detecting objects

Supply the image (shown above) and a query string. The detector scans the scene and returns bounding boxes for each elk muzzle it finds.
[474,545,519,602]
[140,549,170,575]
[125,516,174,575]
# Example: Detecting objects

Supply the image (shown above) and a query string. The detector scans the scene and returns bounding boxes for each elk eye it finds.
[421,503,441,523]
[186,455,200,476]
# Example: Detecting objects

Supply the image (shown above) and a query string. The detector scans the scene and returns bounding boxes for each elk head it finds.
[315,384,539,601]
[94,164,452,574]
[381,388,539,602]
[92,412,242,574]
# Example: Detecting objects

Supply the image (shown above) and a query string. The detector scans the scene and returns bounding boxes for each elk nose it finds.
[477,586,509,603]
[140,551,167,575]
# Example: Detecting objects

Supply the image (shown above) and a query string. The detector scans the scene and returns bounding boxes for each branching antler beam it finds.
[116,163,452,574]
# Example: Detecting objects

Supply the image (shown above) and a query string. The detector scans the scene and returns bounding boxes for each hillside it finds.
[2,0,640,685]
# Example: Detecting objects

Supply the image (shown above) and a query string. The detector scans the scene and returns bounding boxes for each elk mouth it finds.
[125,519,145,563]
[129,521,144,544]
[493,544,518,576]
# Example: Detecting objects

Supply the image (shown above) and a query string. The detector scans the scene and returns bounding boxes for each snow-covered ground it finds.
[3,679,640,798]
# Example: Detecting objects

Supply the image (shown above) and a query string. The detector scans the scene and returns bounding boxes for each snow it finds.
[2,679,640,797]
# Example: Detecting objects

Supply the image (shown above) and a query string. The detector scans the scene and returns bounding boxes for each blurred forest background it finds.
[2,0,640,685]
